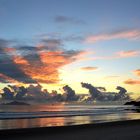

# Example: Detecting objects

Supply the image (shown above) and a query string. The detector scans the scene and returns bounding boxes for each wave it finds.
[0,106,135,120]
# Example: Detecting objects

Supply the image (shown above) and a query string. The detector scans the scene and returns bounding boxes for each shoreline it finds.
[1,119,140,140]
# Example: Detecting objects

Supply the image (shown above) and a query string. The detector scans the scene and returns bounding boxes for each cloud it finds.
[15,86,27,99]
[114,86,128,100]
[81,82,102,100]
[26,84,47,99]
[38,33,84,43]
[116,86,127,93]
[15,50,83,84]
[40,38,63,51]
[85,29,140,43]
[0,38,84,84]
[124,79,140,85]
[1,87,14,100]
[0,40,36,83]
[116,50,140,58]
[54,15,85,25]
[0,74,18,83]
[62,85,78,101]
[133,69,140,77]
[87,50,140,61]
[0,84,75,102]
[7,85,27,99]
[81,82,129,101]
[1,84,50,101]
[64,35,83,42]
[81,66,98,71]
[0,82,130,102]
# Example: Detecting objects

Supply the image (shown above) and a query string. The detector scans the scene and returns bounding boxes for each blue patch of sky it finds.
[0,0,140,40]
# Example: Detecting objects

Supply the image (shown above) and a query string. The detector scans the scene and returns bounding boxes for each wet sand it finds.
[1,120,140,140]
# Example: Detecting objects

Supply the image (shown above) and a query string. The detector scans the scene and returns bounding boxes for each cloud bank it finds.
[0,82,130,102]
[81,82,129,101]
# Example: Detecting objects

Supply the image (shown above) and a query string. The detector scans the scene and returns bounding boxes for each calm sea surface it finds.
[0,103,140,130]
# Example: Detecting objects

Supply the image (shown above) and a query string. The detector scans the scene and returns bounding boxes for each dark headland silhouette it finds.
[124,101,140,106]
[1,101,30,105]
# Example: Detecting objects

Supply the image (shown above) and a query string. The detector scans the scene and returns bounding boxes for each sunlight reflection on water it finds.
[0,104,140,130]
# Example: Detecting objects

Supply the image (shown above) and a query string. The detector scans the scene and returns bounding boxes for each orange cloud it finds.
[12,49,84,84]
[1,39,87,84]
[85,29,140,43]
[133,69,140,77]
[81,66,98,71]
[13,56,29,65]
[124,79,140,85]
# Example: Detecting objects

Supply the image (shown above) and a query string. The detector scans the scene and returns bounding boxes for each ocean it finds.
[0,103,140,130]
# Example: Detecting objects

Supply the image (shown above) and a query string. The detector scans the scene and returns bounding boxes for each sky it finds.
[0,0,140,98]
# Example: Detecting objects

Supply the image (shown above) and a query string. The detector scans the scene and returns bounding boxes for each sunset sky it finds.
[0,0,140,97]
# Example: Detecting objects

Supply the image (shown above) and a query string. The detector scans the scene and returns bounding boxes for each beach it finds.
[1,120,140,140]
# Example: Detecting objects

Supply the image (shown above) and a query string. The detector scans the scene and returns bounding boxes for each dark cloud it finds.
[13,46,43,65]
[114,86,129,100]
[0,84,63,102]
[41,38,62,49]
[0,40,36,83]
[26,84,47,99]
[63,85,79,101]
[81,82,130,101]
[64,35,83,42]
[54,15,85,25]
[116,86,127,94]
[38,33,83,43]
[1,87,14,100]
[16,86,27,99]
[49,90,63,102]
[81,82,101,100]
[8,85,27,99]
[0,39,10,46]
[1,84,47,101]
[0,82,130,102]
[0,75,9,83]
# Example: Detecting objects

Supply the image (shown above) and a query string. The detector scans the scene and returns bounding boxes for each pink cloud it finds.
[116,50,140,58]
[85,29,140,43]
[88,50,140,61]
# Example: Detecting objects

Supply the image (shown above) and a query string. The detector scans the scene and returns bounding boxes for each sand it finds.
[1,120,140,140]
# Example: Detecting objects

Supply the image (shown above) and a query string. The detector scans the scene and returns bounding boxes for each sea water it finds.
[0,103,140,130]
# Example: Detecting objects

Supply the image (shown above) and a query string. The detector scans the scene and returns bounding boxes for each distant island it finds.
[1,101,30,105]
